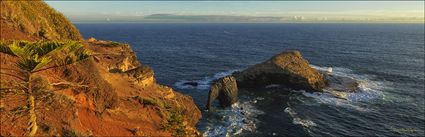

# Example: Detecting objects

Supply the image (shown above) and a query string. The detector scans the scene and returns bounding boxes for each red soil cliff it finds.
[0,1,201,136]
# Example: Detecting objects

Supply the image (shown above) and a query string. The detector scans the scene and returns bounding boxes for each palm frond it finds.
[1,40,92,137]
[39,41,71,57]
[75,48,91,62]
[16,59,38,72]
[58,42,91,65]
[5,41,90,73]
[0,42,16,56]
[9,42,28,58]
[32,57,52,72]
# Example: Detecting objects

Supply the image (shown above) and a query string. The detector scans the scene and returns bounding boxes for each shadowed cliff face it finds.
[206,76,238,110]
[0,1,201,136]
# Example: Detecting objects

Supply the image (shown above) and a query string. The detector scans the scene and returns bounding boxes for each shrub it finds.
[0,40,90,136]
[161,112,187,137]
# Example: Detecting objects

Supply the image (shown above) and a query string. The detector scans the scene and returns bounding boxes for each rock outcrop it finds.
[182,81,198,87]
[233,50,327,92]
[206,76,238,110]
[206,51,330,110]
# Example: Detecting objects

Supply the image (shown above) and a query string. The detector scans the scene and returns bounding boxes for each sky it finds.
[46,1,425,23]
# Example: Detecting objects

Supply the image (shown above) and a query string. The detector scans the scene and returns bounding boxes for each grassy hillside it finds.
[0,1,82,41]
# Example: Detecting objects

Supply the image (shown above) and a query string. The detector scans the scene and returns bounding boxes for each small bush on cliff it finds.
[132,96,171,108]
[0,40,90,136]
[111,41,121,46]
[161,111,188,137]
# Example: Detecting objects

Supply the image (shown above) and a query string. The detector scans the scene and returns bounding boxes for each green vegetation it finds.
[97,41,129,47]
[161,112,187,137]
[110,41,121,46]
[132,95,190,136]
[0,40,90,136]
[132,96,171,109]
[132,96,188,136]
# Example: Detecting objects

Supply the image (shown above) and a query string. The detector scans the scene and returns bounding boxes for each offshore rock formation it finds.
[206,76,238,110]
[182,81,199,87]
[0,1,201,136]
[233,50,328,92]
[206,50,363,109]
[207,51,328,109]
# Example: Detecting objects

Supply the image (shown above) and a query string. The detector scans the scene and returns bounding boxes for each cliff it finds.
[0,1,201,136]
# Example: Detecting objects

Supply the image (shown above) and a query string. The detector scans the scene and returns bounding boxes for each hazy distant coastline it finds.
[68,14,425,24]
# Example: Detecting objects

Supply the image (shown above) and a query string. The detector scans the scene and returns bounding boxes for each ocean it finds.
[76,23,424,136]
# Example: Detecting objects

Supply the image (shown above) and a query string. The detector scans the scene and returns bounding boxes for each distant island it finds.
[68,13,425,24]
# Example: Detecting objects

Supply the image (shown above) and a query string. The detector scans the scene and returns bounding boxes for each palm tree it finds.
[0,41,90,136]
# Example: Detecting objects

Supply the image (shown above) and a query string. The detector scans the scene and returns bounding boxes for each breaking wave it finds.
[284,107,317,128]
[202,98,265,137]
[293,65,388,111]
[282,65,390,133]
[174,70,264,136]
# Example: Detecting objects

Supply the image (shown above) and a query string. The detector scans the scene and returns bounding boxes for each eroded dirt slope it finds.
[0,1,201,136]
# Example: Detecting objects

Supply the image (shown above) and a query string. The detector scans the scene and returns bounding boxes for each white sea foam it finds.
[265,84,281,88]
[202,100,264,137]
[284,107,297,115]
[293,118,317,127]
[299,65,388,111]
[174,69,239,90]
[194,66,387,136]
[282,65,388,131]
[284,107,317,128]
[174,69,263,136]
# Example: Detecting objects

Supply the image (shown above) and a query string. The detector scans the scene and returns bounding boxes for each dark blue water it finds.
[76,23,424,136]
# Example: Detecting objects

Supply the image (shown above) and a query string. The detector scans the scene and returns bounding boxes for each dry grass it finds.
[0,1,82,41]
